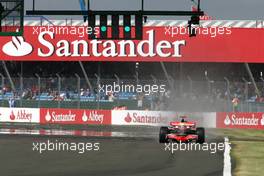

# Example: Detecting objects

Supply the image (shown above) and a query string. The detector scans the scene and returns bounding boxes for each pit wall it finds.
[1,107,263,129]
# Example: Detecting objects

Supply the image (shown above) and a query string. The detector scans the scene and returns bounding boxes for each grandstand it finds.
[0,61,263,112]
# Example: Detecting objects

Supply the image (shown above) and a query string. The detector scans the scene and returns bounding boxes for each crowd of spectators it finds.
[1,79,264,108]
[178,81,264,103]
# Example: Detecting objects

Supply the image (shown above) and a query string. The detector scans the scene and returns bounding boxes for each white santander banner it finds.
[0,108,40,123]
[112,110,216,127]
[111,110,177,126]
[175,112,216,128]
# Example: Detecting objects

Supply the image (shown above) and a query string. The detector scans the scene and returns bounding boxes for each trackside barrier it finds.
[2,108,263,129]
[0,107,39,123]
[111,110,216,128]
[216,112,264,129]
[111,110,176,126]
[176,112,216,128]
[40,108,112,125]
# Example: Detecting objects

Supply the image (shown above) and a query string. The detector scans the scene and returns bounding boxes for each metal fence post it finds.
[242,77,249,111]
[75,74,80,109]
[35,74,41,108]
[135,62,139,86]
[224,77,231,112]
[19,74,23,107]
[56,74,61,108]
[168,75,175,91]
[95,74,100,109]
[205,71,211,97]
[114,74,120,106]
[187,76,193,96]
[150,75,157,110]
[0,74,4,107]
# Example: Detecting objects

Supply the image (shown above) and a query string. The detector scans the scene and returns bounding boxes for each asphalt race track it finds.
[0,127,224,176]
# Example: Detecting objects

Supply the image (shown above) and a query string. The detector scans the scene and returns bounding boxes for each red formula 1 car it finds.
[159,116,205,144]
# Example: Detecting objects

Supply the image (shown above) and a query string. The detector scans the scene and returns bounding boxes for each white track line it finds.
[223,137,232,176]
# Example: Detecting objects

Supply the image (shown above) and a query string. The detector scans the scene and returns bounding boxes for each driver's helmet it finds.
[180,115,187,122]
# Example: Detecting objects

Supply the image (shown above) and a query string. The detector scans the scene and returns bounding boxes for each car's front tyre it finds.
[159,127,169,143]
[196,127,205,144]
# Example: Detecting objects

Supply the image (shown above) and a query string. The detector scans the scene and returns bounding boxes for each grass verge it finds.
[215,128,264,176]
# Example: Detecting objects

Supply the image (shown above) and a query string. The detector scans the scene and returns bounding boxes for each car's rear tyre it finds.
[159,127,169,143]
[196,127,205,144]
